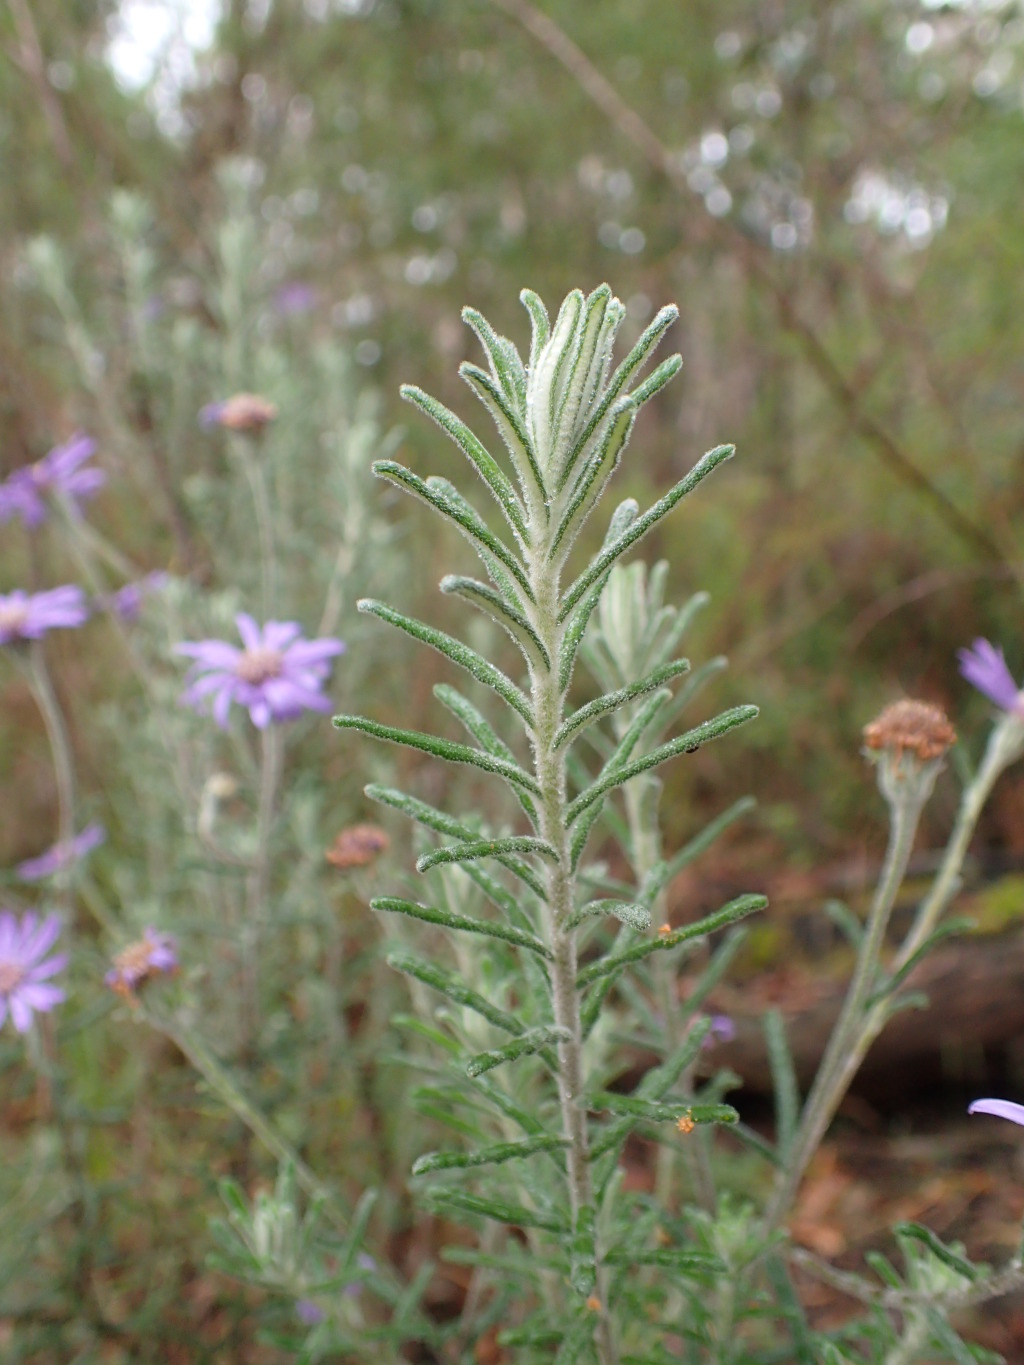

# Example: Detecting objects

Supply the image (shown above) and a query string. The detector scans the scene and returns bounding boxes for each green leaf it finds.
[556,303,679,493]
[412,1133,568,1175]
[566,899,651,932]
[371,897,551,958]
[386,950,526,1037]
[627,353,683,408]
[894,1223,978,1282]
[555,657,691,751]
[764,1009,799,1160]
[466,1026,569,1076]
[420,1185,568,1234]
[415,838,553,898]
[357,599,533,726]
[567,706,758,825]
[550,285,617,482]
[427,477,533,612]
[461,362,547,501]
[365,784,545,902]
[603,1247,723,1274]
[823,898,863,948]
[334,713,539,796]
[570,1203,597,1297]
[400,384,528,541]
[575,894,767,987]
[558,498,640,694]
[440,574,551,669]
[550,401,636,560]
[372,458,534,601]
[520,288,550,370]
[462,306,527,415]
[588,1093,738,1126]
[559,443,736,621]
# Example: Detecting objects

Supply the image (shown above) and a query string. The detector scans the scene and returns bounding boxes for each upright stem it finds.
[233,434,277,621]
[763,791,923,1232]
[241,724,282,1048]
[24,642,76,910]
[529,543,617,1365]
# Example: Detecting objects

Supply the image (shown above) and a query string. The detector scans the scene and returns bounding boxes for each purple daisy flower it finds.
[968,1097,1024,1127]
[0,434,105,529]
[106,927,178,1000]
[177,614,345,729]
[702,1013,737,1048]
[17,823,106,882]
[0,586,89,645]
[0,911,67,1032]
[958,638,1024,716]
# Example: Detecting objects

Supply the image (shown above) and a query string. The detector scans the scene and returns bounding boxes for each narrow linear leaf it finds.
[823,898,863,949]
[520,288,550,370]
[867,917,974,1008]
[461,363,547,500]
[558,498,639,694]
[567,706,758,825]
[576,894,767,987]
[470,1074,555,1141]
[588,1094,738,1126]
[357,599,533,726]
[420,1186,568,1234]
[570,1203,597,1297]
[387,950,525,1037]
[550,402,636,560]
[466,1026,570,1077]
[372,459,534,602]
[416,838,553,898]
[566,900,651,932]
[603,1247,723,1274]
[441,574,550,669]
[556,304,679,493]
[400,384,528,540]
[555,658,691,751]
[428,477,533,612]
[334,713,539,796]
[371,898,551,959]
[413,1134,568,1176]
[462,306,528,414]
[627,353,683,408]
[559,444,735,622]
[365,784,545,902]
[551,286,615,479]
[894,1224,979,1282]
[764,1009,799,1160]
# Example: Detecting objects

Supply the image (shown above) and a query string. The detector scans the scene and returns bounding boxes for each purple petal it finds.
[18,982,65,1012]
[21,913,63,963]
[212,684,236,729]
[968,1098,1024,1126]
[958,639,1022,713]
[235,613,263,651]
[26,953,68,983]
[177,641,242,668]
[9,995,34,1032]
[284,638,345,667]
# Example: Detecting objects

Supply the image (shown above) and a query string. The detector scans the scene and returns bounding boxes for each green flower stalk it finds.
[334,286,761,1360]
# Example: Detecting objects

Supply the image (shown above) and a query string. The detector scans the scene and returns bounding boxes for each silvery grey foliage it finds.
[335,286,764,1360]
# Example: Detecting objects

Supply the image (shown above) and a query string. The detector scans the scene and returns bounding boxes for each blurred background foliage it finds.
[3,0,1024,1356]
[5,0,1024,871]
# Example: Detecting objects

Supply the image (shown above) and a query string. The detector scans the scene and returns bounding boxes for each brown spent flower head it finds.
[585,1295,602,1313]
[863,699,956,763]
[676,1112,696,1135]
[326,823,390,871]
[209,393,278,432]
[106,928,178,1003]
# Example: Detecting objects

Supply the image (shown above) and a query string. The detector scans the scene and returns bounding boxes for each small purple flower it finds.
[0,434,105,529]
[106,572,169,623]
[702,1014,736,1048]
[0,911,67,1032]
[0,586,89,646]
[274,281,318,316]
[106,927,178,1000]
[958,639,1024,716]
[968,1098,1024,1127]
[17,823,106,882]
[296,1299,326,1325]
[177,614,345,729]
